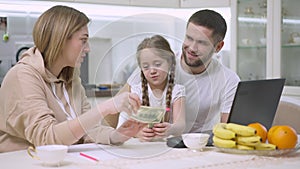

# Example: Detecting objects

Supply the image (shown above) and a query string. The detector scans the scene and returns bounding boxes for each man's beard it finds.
[182,49,204,68]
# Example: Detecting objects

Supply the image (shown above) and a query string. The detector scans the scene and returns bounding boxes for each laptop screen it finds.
[227,78,285,129]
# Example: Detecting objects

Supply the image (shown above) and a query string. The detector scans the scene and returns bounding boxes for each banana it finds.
[237,144,255,150]
[213,123,236,140]
[236,135,262,146]
[225,123,256,136]
[255,143,277,150]
[213,136,236,148]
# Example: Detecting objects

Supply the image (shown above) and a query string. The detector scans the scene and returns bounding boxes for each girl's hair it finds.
[136,35,176,122]
[32,5,90,84]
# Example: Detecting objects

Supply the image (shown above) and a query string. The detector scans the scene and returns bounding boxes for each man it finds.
[116,9,240,133]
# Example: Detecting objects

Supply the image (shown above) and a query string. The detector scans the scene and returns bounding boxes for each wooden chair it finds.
[102,113,119,128]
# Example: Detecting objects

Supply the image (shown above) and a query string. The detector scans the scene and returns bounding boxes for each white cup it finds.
[260,38,266,45]
[293,37,300,44]
[27,145,68,165]
[241,38,251,45]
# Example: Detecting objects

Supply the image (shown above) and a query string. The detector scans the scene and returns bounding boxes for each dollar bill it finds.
[130,106,165,123]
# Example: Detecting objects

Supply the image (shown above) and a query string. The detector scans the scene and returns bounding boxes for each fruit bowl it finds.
[216,142,300,156]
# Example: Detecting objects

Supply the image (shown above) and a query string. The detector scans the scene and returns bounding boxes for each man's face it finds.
[182,22,216,68]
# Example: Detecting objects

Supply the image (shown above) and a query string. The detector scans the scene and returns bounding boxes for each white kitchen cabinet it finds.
[180,0,230,8]
[130,0,179,8]
[231,0,300,98]
[75,0,130,6]
[73,0,228,8]
[75,0,179,7]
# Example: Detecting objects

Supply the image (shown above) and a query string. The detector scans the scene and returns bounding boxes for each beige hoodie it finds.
[0,47,114,152]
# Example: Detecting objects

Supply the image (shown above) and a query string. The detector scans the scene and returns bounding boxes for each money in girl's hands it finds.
[130,106,165,123]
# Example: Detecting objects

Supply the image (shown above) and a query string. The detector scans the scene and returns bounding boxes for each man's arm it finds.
[221,112,229,123]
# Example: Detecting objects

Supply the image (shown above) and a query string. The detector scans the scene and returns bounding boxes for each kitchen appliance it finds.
[0,58,12,85]
[15,46,30,62]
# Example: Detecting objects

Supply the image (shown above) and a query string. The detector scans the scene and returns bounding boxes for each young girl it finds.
[118,35,186,141]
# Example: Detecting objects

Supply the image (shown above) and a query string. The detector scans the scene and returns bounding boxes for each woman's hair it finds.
[32,5,90,83]
[136,35,176,122]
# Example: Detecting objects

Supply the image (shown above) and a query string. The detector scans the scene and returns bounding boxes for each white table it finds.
[0,138,299,169]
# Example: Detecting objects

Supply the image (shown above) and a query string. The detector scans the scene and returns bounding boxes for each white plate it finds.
[216,143,300,156]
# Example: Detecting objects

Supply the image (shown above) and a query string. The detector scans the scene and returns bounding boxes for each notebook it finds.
[227,78,285,130]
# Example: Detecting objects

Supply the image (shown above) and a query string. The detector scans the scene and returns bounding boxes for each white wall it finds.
[89,13,187,84]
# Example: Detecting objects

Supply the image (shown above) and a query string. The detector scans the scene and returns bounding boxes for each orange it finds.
[267,125,279,143]
[267,125,298,149]
[248,122,267,143]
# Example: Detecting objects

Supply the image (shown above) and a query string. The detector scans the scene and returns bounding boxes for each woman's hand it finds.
[112,92,141,115]
[110,119,146,144]
[117,119,146,137]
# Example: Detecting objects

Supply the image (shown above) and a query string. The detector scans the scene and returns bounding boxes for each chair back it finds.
[273,97,300,133]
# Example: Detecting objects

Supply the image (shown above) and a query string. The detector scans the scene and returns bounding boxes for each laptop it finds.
[227,78,285,130]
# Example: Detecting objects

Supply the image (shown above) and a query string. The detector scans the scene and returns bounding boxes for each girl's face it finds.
[63,26,90,68]
[139,48,170,90]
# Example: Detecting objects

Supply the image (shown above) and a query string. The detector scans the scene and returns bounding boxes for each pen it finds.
[79,152,99,162]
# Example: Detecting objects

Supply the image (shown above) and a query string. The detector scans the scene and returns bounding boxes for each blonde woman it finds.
[0,5,144,153]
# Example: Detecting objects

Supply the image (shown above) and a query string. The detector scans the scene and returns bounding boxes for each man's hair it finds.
[188,9,227,43]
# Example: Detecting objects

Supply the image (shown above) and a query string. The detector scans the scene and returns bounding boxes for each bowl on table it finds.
[182,133,210,151]
[27,145,68,166]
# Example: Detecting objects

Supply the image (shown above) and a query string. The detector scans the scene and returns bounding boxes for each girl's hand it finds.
[137,127,156,142]
[152,122,171,138]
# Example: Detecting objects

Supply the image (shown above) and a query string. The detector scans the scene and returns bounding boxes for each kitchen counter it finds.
[85,89,120,97]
